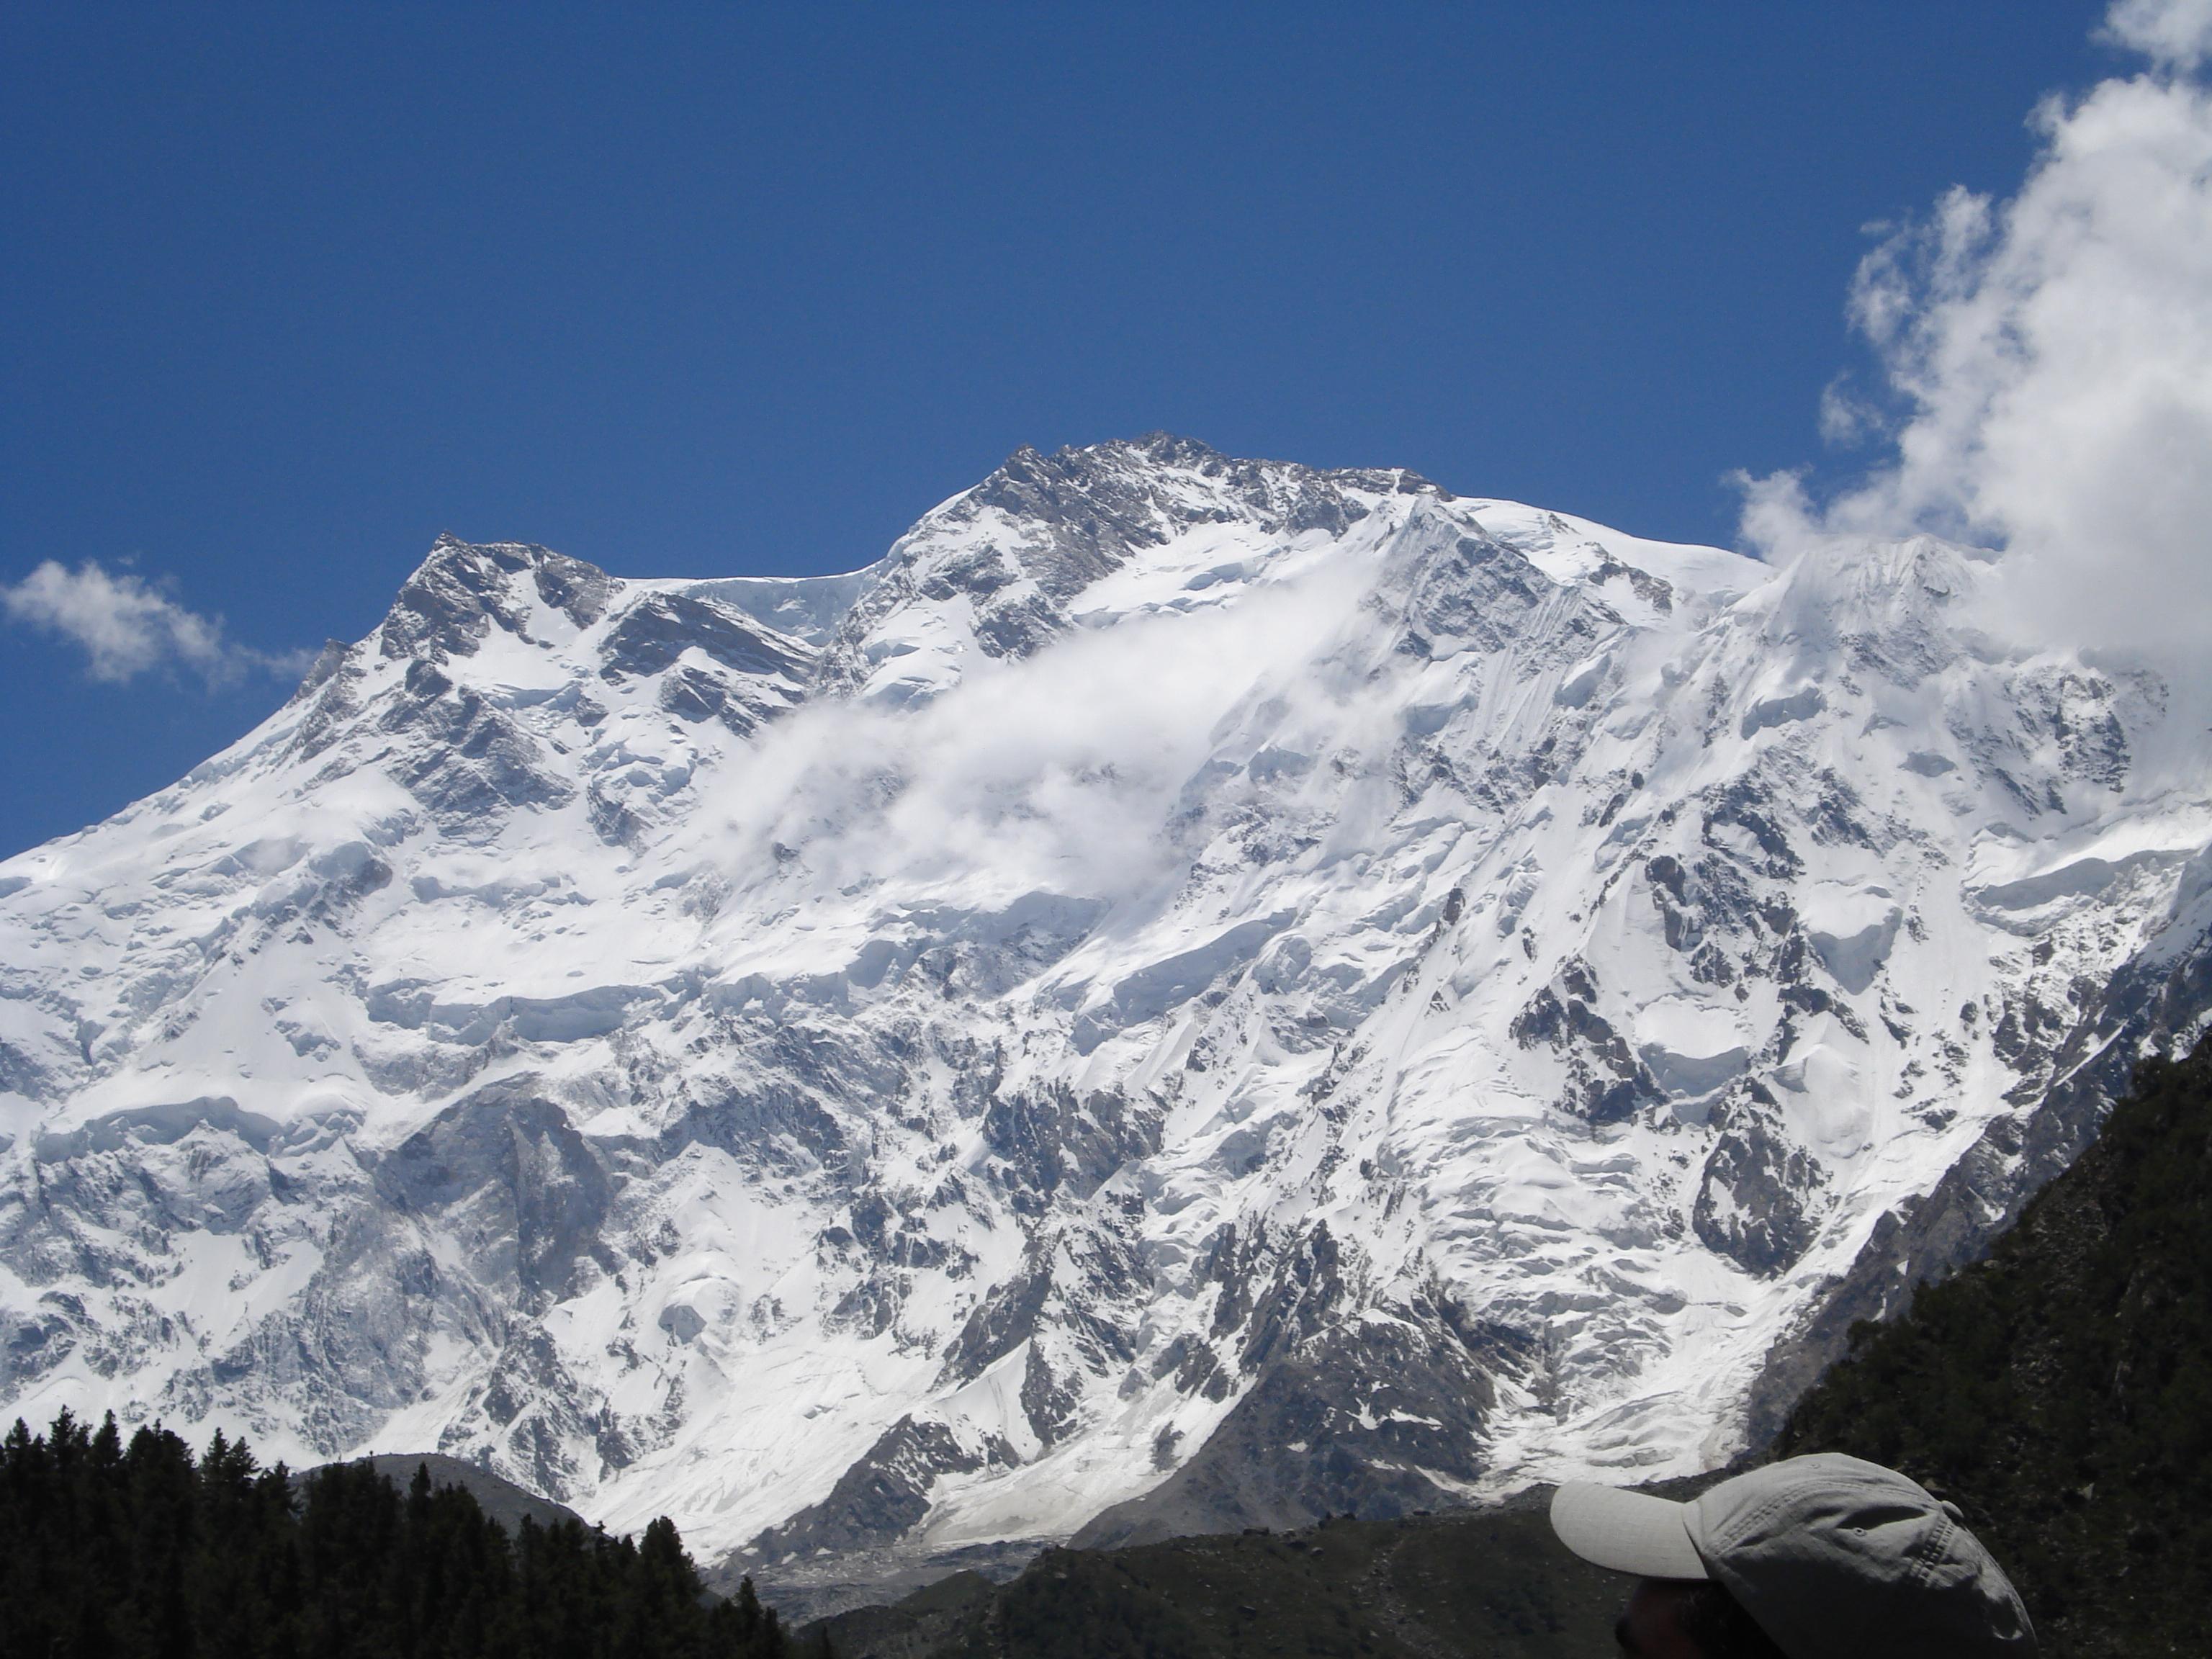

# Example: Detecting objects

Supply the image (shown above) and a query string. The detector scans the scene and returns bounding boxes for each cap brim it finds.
[1550,1483,1709,1581]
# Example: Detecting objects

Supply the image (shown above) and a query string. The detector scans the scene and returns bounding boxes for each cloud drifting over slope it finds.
[1,560,308,686]
[1745,0,2212,665]
[713,550,1377,916]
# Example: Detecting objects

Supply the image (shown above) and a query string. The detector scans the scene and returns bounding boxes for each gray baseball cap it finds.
[1549,1452,2036,1658]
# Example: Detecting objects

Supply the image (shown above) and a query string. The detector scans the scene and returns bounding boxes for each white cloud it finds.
[2104,0,2212,70]
[1742,0,2212,670]
[695,549,1379,923]
[0,559,307,686]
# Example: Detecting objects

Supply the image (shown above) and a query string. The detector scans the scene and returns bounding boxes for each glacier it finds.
[1,434,2208,1607]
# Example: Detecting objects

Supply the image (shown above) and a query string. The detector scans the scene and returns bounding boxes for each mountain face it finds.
[2,435,2208,1602]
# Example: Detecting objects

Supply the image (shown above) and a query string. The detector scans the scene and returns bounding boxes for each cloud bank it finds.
[1,560,307,687]
[1743,0,2212,666]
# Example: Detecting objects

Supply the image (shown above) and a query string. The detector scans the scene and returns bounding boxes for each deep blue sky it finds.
[2,2,2114,858]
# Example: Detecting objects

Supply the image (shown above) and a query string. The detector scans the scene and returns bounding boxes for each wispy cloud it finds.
[689,547,1378,935]
[1740,0,2212,670]
[0,560,311,686]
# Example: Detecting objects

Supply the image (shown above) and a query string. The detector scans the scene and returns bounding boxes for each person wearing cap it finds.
[1549,1452,2036,1658]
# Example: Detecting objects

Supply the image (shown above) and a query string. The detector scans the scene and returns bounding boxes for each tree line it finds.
[1780,1035,2212,1655]
[0,1408,791,1659]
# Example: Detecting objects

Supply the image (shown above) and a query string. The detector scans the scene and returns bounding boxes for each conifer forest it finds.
[0,1415,791,1659]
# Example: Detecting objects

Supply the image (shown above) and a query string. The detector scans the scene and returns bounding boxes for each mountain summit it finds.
[2,439,2207,1606]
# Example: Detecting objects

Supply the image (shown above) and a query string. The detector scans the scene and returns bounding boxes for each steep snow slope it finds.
[1,437,2207,1601]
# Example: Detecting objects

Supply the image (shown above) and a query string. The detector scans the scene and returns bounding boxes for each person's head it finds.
[1615,1578,1787,1659]
[1550,1453,2036,1659]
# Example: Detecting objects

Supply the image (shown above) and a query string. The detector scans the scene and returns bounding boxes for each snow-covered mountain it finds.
[3,435,2208,1606]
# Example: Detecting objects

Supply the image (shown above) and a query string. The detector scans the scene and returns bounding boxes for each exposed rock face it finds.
[750,1416,1019,1560]
[1074,1253,1522,1548]
[1693,1080,1827,1275]
[1,439,2208,1613]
